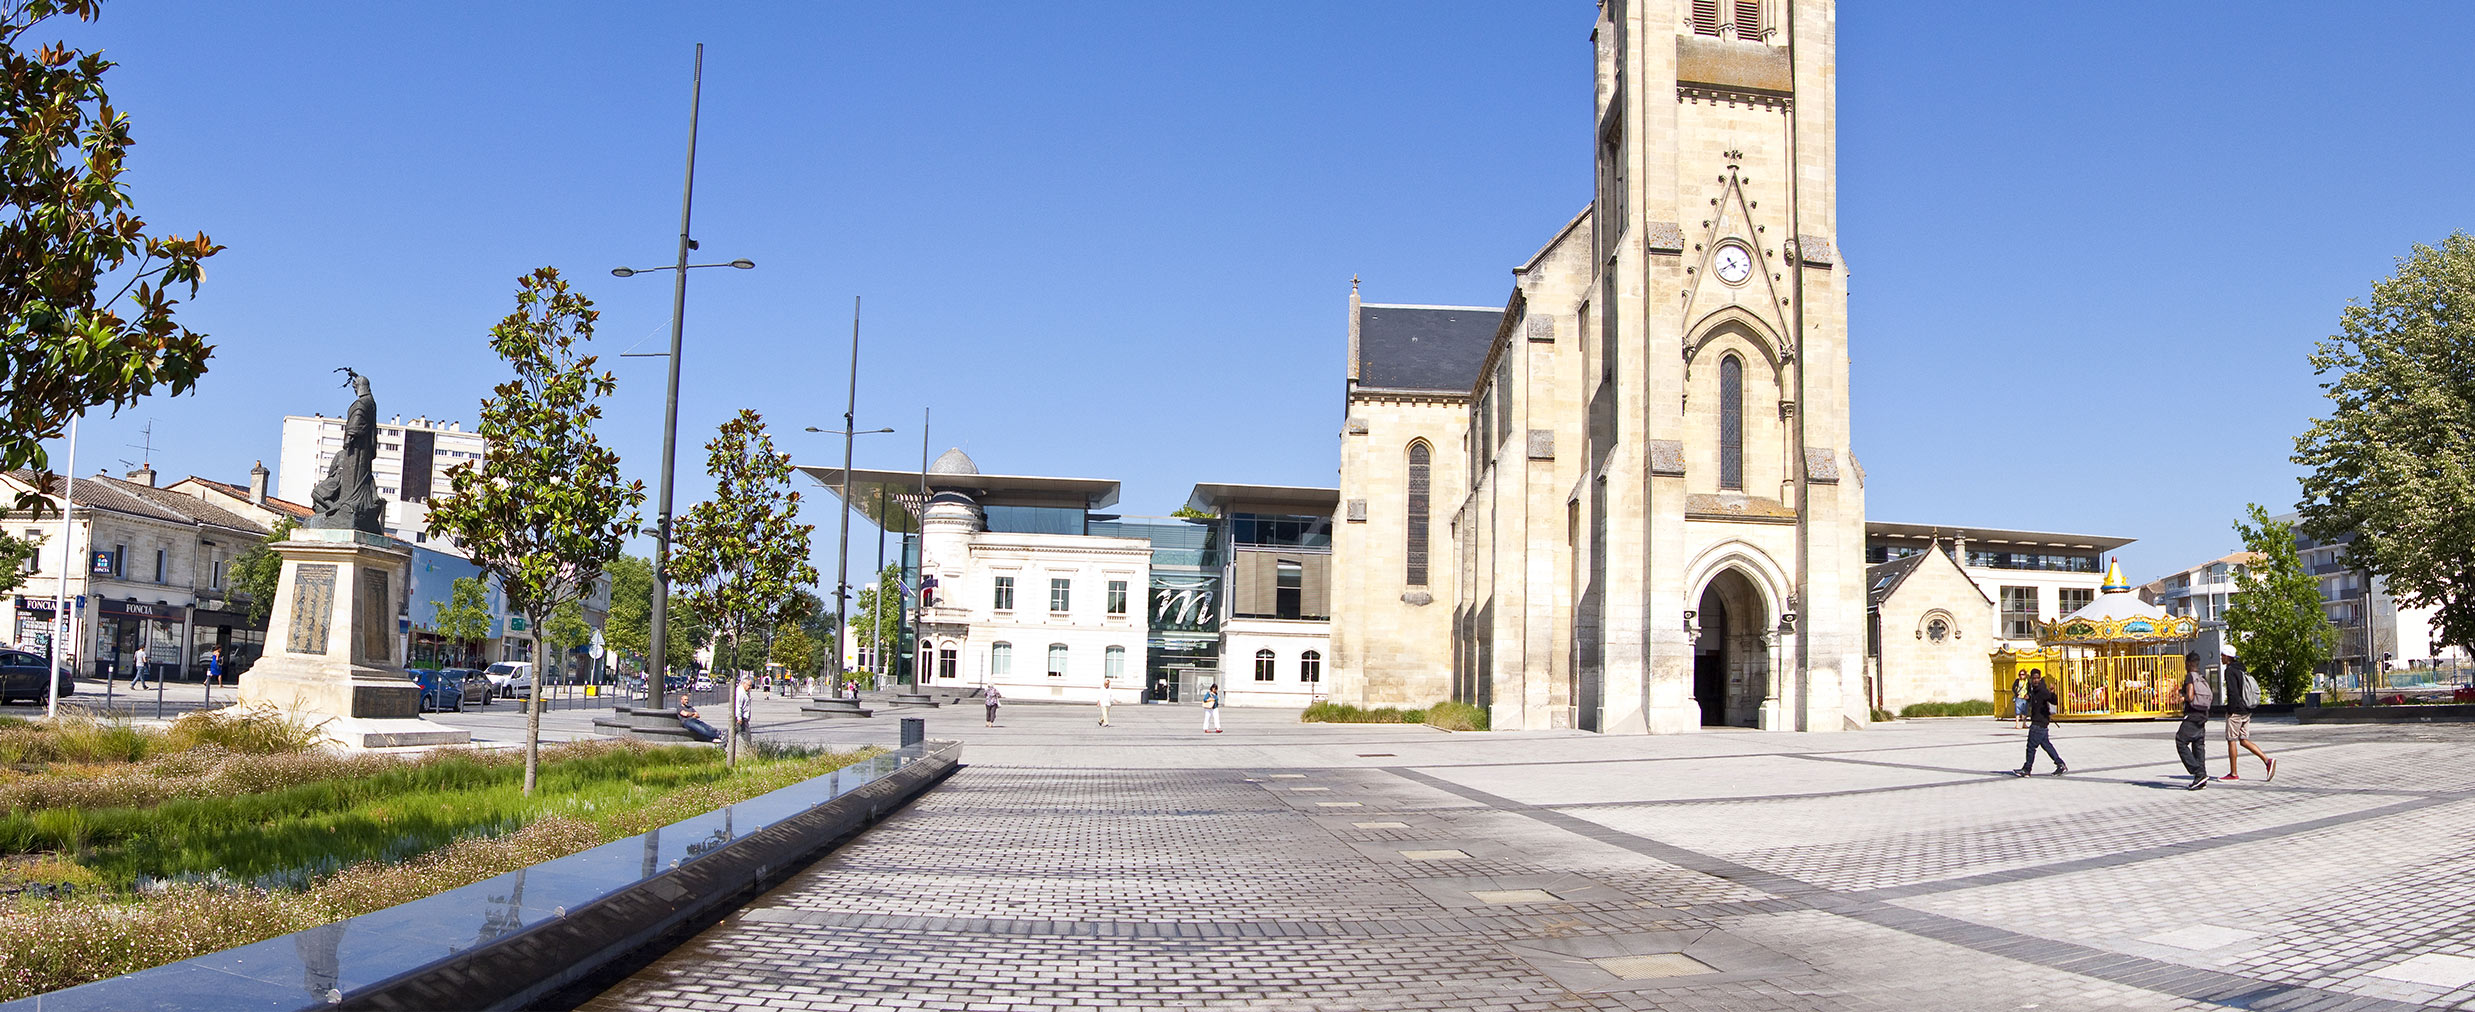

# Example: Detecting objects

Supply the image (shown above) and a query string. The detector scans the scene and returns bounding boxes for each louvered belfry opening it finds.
[1691,0,1763,41]
[1719,355,1745,490]
[1406,442,1432,586]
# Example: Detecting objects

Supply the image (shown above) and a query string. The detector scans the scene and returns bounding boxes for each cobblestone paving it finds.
[582,705,2475,1011]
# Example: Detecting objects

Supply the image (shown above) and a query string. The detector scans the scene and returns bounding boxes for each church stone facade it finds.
[1331,0,1869,734]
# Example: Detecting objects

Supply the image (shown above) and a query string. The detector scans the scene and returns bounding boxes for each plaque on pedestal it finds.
[236,529,471,748]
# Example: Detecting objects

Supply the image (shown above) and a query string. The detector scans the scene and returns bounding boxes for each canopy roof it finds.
[2039,559,2199,645]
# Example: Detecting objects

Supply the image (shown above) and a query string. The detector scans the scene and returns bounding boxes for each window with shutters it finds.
[1254,648,1276,682]
[1691,0,1762,40]
[1406,442,1431,586]
[1300,650,1322,683]
[1719,355,1744,490]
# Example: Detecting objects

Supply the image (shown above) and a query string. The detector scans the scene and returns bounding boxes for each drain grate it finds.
[1590,953,1715,980]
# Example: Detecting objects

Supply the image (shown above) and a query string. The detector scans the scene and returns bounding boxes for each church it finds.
[1331,0,1869,733]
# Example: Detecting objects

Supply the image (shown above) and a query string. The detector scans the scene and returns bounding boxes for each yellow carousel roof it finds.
[2038,558,2199,645]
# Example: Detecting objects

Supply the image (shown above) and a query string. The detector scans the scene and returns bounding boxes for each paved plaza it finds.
[539,698,2475,1011]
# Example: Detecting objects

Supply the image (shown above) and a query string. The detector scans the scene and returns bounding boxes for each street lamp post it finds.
[608,43,755,717]
[806,390,896,701]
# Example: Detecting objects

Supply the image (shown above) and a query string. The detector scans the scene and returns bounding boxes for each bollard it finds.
[900,716,925,749]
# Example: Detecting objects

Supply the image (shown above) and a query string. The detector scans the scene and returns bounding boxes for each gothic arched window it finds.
[1719,355,1744,491]
[1407,441,1432,586]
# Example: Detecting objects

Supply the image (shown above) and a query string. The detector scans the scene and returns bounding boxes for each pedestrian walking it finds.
[2176,652,2214,790]
[205,647,223,687]
[2219,651,2276,782]
[2011,669,2067,777]
[984,684,1002,727]
[128,656,151,691]
[2011,671,2030,729]
[1097,677,1114,727]
[1202,682,1222,733]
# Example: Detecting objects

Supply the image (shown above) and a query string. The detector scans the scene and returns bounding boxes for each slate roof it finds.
[1866,553,1925,608]
[1355,304,1503,394]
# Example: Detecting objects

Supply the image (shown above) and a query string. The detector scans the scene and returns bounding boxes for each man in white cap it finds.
[2220,647,2276,781]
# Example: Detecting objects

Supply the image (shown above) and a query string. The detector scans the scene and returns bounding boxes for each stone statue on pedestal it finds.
[308,369,383,534]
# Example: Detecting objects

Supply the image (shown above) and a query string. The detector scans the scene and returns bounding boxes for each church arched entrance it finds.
[1692,568,1770,728]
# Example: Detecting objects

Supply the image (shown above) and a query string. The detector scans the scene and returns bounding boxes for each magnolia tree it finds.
[671,410,817,763]
[0,1,222,510]
[2294,232,2475,660]
[428,268,643,794]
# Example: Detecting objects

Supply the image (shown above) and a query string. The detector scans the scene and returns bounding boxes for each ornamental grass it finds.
[0,717,881,1002]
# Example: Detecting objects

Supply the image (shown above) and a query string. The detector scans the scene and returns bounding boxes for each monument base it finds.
[234,528,469,749]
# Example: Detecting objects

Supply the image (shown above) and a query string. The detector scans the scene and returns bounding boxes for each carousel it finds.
[1992,559,2199,720]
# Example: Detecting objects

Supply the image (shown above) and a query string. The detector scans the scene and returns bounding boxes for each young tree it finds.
[770,622,818,678]
[2224,504,2338,704]
[541,598,593,685]
[230,518,297,626]
[2294,232,2475,657]
[0,530,37,595]
[0,2,223,507]
[848,563,906,684]
[427,267,643,794]
[670,410,818,762]
[426,575,494,667]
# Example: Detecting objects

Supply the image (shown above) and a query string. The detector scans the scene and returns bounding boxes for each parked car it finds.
[484,661,533,699]
[0,650,74,705]
[446,668,492,709]
[406,668,465,712]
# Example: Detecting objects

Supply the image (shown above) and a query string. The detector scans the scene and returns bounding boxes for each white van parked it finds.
[484,661,534,699]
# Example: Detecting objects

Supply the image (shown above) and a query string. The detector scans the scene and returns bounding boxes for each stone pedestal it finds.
[236,529,470,748]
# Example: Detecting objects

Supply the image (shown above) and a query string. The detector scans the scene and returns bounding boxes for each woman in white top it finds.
[1202,683,1222,734]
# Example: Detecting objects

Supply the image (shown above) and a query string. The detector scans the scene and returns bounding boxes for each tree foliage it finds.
[0,1,223,509]
[770,622,818,676]
[670,410,818,682]
[425,575,493,661]
[2224,504,2337,704]
[425,267,643,794]
[0,529,36,596]
[2294,232,2475,656]
[230,517,295,626]
[848,563,906,680]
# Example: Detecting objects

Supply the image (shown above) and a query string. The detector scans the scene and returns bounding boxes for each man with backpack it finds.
[2011,669,2066,777]
[2220,650,2276,782]
[2176,652,2214,790]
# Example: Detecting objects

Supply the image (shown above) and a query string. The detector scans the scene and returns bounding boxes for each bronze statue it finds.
[307,369,383,533]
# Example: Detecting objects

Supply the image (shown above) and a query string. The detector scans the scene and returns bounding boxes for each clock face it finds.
[1714,244,1753,285]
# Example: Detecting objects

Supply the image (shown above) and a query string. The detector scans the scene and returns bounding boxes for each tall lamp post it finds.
[609,42,756,715]
[806,420,896,699]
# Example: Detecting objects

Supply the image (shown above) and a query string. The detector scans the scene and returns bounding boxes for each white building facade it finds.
[278,413,486,546]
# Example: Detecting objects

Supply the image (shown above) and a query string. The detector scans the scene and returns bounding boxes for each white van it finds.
[484,661,534,699]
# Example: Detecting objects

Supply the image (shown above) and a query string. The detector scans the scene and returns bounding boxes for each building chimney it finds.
[248,460,269,505]
[127,464,156,487]
[1953,531,1969,566]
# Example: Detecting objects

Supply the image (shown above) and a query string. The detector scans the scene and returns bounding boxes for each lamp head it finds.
[728,259,755,270]
[610,267,637,278]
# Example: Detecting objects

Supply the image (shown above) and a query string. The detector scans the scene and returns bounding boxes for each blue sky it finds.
[42,2,2475,581]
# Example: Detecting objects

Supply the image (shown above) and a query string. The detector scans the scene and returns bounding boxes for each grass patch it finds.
[0,735,882,1000]
[1421,700,1489,731]
[1302,700,1488,730]
[1897,699,1997,718]
[0,708,319,766]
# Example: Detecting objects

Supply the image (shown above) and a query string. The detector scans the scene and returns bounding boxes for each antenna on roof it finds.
[118,419,156,472]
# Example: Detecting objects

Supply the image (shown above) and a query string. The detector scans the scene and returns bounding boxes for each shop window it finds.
[1301,650,1322,683]
[1254,648,1276,682]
